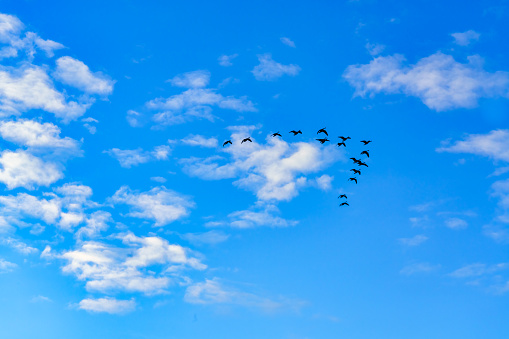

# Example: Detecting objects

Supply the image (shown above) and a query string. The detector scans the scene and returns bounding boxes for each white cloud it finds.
[451,30,480,46]
[0,119,80,153]
[280,37,296,48]
[181,126,343,202]
[343,52,509,111]
[0,64,91,121]
[437,130,509,162]
[53,56,115,95]
[150,176,167,183]
[168,70,210,88]
[400,262,440,275]
[110,186,195,226]
[398,234,428,246]
[60,233,204,295]
[79,297,136,314]
[181,134,218,148]
[314,174,333,191]
[0,258,16,273]
[444,217,468,229]
[252,54,301,81]
[0,150,63,189]
[147,88,256,126]
[105,145,170,168]
[218,54,238,67]
[0,14,24,44]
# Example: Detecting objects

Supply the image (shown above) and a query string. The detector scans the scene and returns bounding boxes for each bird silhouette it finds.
[316,138,330,144]
[337,142,346,147]
[350,157,361,164]
[338,136,351,141]
[317,127,328,136]
[271,132,282,137]
[348,177,358,184]
[350,169,361,175]
[222,140,232,147]
[289,130,302,135]
[358,161,368,167]
[339,202,349,206]
[361,140,372,145]
[361,150,370,157]
[338,194,347,199]
[241,137,252,144]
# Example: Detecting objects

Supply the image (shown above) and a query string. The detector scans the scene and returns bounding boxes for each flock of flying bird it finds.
[222,127,372,207]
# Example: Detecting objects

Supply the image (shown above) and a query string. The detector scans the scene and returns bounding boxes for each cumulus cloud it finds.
[0,150,63,189]
[0,258,16,273]
[104,145,170,168]
[280,37,296,48]
[437,130,509,162]
[451,30,480,46]
[79,297,136,314]
[0,119,80,153]
[110,186,195,226]
[343,52,509,111]
[0,64,91,121]
[60,233,205,295]
[53,56,115,95]
[181,134,218,148]
[252,54,301,81]
[168,70,210,88]
[180,126,343,202]
[218,54,238,67]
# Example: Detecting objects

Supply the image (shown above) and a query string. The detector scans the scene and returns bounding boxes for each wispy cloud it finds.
[0,258,17,273]
[451,30,480,46]
[218,54,238,67]
[398,234,428,246]
[400,262,440,275]
[280,37,296,48]
[437,130,509,162]
[252,54,301,81]
[181,134,218,148]
[104,145,170,168]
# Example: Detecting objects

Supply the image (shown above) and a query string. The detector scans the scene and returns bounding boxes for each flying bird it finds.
[317,127,328,136]
[348,177,358,184]
[337,142,346,147]
[361,140,372,145]
[350,157,361,164]
[290,130,302,135]
[338,136,351,141]
[241,137,252,144]
[339,202,349,206]
[222,140,232,147]
[316,138,330,144]
[358,161,368,167]
[361,150,370,157]
[271,132,282,137]
[350,169,361,175]
[338,194,347,199]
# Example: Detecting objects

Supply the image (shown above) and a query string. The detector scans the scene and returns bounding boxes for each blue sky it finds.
[0,0,508,338]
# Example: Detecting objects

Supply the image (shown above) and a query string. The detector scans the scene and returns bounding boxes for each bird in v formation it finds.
[219,127,372,208]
